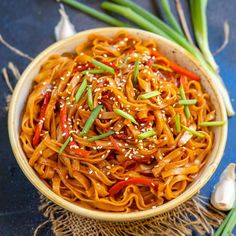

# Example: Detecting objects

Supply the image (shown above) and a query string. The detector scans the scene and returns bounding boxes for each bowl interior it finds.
[8,27,227,221]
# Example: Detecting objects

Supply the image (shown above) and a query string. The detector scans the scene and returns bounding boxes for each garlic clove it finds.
[210,163,236,211]
[55,4,76,41]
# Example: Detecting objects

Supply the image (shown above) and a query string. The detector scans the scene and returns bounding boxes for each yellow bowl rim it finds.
[8,27,228,221]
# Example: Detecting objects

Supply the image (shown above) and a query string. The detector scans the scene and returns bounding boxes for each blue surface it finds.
[0,0,235,235]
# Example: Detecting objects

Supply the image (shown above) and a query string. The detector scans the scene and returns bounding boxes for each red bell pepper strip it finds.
[60,105,69,138]
[150,50,200,81]
[109,177,158,196]
[59,105,90,157]
[109,136,123,153]
[121,159,138,170]
[32,92,51,146]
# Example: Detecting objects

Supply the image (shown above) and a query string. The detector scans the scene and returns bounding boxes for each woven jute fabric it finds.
[33,194,225,236]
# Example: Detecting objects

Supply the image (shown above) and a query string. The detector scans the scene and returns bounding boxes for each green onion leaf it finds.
[91,59,115,74]
[179,85,191,119]
[138,130,156,139]
[80,105,103,137]
[59,136,71,155]
[114,108,138,124]
[133,56,139,85]
[87,131,115,142]
[87,86,93,110]
[118,54,129,69]
[103,0,234,116]
[175,114,181,133]
[160,0,184,36]
[61,0,130,27]
[181,125,205,138]
[199,121,225,127]
[75,79,87,102]
[215,204,236,236]
[189,0,218,72]
[179,99,197,105]
[81,69,104,75]
[138,91,160,99]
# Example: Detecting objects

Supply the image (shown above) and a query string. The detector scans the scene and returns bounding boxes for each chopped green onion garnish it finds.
[114,108,138,125]
[179,85,191,119]
[87,131,115,142]
[80,105,103,137]
[91,59,115,74]
[87,86,93,110]
[181,125,205,138]
[59,136,71,155]
[175,114,181,133]
[133,56,139,85]
[153,64,173,72]
[199,121,225,126]
[118,54,129,69]
[75,79,87,102]
[138,91,160,99]
[81,69,104,75]
[179,99,197,105]
[138,130,156,139]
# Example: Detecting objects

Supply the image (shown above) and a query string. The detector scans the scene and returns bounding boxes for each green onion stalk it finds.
[189,0,219,72]
[101,0,234,116]
[160,0,184,36]
[60,0,130,27]
[61,0,234,116]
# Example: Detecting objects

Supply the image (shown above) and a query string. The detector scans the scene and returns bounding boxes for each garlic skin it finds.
[211,163,236,211]
[54,4,76,41]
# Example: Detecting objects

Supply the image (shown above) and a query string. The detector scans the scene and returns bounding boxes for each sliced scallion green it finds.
[118,54,129,69]
[87,131,115,142]
[81,69,104,75]
[138,130,156,139]
[133,56,139,85]
[75,79,87,102]
[87,86,93,110]
[175,114,181,133]
[114,108,138,124]
[181,125,205,138]
[59,136,71,155]
[179,99,197,105]
[199,121,225,126]
[138,91,160,99]
[91,59,115,74]
[179,85,191,119]
[80,105,103,137]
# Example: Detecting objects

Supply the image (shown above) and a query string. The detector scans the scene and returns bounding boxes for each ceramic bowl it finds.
[8,27,227,221]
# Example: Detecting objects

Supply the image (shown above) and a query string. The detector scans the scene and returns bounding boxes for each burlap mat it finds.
[33,194,224,236]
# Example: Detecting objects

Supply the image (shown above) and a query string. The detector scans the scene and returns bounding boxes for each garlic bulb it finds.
[54,4,76,41]
[211,163,236,211]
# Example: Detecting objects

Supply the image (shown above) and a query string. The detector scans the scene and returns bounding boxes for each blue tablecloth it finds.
[0,0,235,235]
